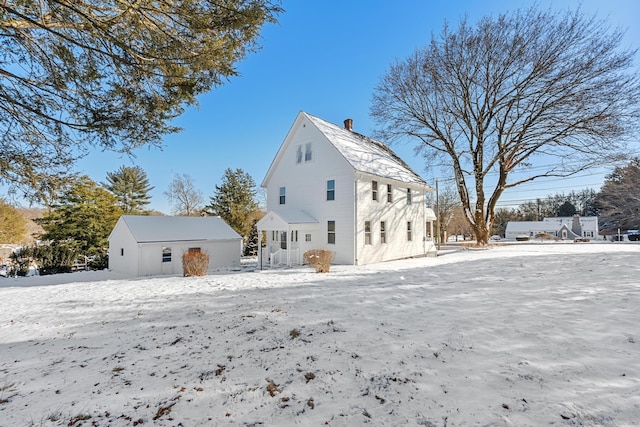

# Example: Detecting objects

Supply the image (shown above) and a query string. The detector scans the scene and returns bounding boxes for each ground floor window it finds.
[380,221,386,244]
[407,221,412,241]
[328,221,336,244]
[305,233,312,242]
[162,247,172,262]
[364,221,371,245]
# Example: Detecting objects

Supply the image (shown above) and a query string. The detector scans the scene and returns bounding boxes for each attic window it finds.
[387,184,392,203]
[305,142,312,161]
[296,145,303,163]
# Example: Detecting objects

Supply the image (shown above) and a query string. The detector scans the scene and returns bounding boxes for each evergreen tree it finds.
[243,220,260,256]
[596,158,640,230]
[0,1,282,202]
[37,176,122,255]
[0,199,28,243]
[105,166,154,214]
[206,168,260,241]
[556,201,577,217]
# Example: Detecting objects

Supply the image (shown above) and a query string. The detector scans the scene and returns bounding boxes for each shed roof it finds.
[116,215,241,243]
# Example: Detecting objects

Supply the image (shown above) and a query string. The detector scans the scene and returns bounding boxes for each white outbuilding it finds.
[108,215,242,277]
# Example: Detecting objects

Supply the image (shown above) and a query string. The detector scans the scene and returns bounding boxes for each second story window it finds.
[372,181,378,201]
[327,179,335,201]
[407,188,412,205]
[279,186,286,204]
[387,184,392,203]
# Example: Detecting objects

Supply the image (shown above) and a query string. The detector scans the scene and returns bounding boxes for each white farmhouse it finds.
[257,111,437,267]
[108,215,242,277]
[505,215,599,240]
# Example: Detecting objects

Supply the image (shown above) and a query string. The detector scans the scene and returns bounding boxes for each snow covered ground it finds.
[1,242,639,426]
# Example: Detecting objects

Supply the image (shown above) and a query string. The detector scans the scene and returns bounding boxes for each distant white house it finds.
[108,215,242,277]
[257,111,437,267]
[505,215,599,240]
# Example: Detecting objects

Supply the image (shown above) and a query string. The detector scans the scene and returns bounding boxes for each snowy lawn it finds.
[1,242,639,426]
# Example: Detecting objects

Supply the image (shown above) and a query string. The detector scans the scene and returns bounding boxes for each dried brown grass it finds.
[182,251,209,276]
[303,249,334,273]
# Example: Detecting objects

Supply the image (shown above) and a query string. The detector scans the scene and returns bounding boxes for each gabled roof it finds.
[262,111,429,187]
[304,113,427,186]
[256,210,318,231]
[113,215,241,243]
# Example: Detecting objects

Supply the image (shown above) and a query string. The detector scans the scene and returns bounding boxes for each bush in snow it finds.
[182,251,209,276]
[303,249,334,273]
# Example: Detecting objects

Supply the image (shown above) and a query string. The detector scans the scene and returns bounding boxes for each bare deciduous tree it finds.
[164,174,203,216]
[372,7,640,244]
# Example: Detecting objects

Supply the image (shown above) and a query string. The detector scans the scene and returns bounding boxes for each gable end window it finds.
[407,221,413,241]
[407,188,412,205]
[305,142,312,161]
[279,186,286,204]
[328,220,336,244]
[372,181,378,201]
[327,179,335,201]
[387,184,392,203]
[296,145,303,164]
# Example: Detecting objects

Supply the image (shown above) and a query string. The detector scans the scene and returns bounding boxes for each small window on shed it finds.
[162,247,172,263]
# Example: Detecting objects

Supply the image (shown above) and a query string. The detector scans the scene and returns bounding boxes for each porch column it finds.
[287,225,291,267]
[257,227,262,270]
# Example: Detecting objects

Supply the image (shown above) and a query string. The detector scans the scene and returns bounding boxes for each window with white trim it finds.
[372,181,378,201]
[279,186,286,204]
[305,233,312,242]
[407,188,412,205]
[407,221,412,241]
[387,184,392,203]
[296,145,303,164]
[328,221,336,244]
[305,142,312,161]
[327,179,335,201]
[380,221,386,243]
[364,221,372,245]
[162,247,172,262]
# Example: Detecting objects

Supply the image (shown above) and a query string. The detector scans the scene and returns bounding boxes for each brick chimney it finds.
[344,118,353,131]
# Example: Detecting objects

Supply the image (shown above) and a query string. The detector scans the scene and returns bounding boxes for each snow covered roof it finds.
[304,112,427,186]
[256,210,318,231]
[114,215,241,243]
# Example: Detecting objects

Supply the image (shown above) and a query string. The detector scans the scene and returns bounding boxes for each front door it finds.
[280,232,287,249]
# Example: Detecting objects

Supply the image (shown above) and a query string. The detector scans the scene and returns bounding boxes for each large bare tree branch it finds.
[372,6,640,244]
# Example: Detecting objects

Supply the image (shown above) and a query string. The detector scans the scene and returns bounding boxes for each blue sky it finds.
[73,0,640,213]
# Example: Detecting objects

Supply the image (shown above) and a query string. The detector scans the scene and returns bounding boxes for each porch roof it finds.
[257,210,318,230]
